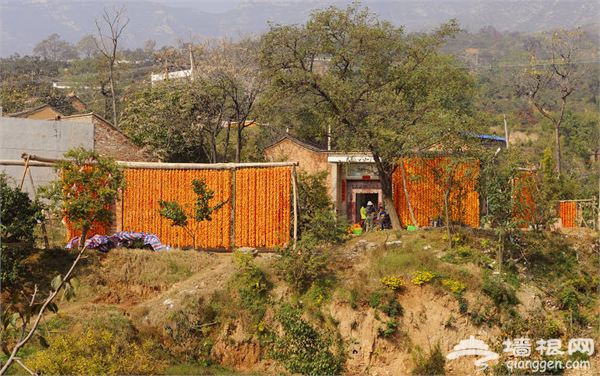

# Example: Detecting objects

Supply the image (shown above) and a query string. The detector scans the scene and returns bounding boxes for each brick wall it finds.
[93,117,156,162]
[265,139,331,188]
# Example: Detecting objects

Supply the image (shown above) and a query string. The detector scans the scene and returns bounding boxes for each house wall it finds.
[61,114,155,162]
[265,139,329,176]
[92,117,155,162]
[68,97,86,112]
[0,117,94,197]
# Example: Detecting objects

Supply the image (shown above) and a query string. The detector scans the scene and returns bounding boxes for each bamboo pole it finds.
[1,160,54,167]
[291,165,299,251]
[26,166,49,249]
[230,169,237,248]
[18,156,30,190]
[19,153,299,170]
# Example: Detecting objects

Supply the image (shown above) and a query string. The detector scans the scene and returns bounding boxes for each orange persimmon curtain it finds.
[120,167,291,249]
[392,157,480,228]
[559,202,577,228]
[235,167,291,248]
[122,169,233,249]
[66,219,108,240]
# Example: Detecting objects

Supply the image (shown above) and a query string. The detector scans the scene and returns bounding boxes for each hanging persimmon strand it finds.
[392,157,480,228]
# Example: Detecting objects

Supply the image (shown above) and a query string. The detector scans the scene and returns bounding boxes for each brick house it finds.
[66,93,86,112]
[60,113,155,162]
[265,135,377,223]
[265,133,508,225]
[7,104,64,120]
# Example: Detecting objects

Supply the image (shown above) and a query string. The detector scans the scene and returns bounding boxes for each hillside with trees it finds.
[1,3,599,375]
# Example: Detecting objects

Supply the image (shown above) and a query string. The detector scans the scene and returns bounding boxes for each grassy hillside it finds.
[1,227,598,375]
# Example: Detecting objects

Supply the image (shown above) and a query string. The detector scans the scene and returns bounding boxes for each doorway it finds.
[355,193,379,222]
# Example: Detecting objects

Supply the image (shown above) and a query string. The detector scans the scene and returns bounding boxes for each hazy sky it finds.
[153,0,247,13]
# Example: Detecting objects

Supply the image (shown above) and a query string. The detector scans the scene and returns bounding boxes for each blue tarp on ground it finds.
[66,231,170,252]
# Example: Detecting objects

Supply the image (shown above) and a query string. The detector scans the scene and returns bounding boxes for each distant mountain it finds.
[1,0,598,57]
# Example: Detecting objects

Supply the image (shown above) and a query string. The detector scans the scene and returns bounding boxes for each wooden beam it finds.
[0,160,55,167]
[117,161,299,170]
[230,169,237,248]
[19,153,299,170]
[18,156,30,190]
[291,165,299,251]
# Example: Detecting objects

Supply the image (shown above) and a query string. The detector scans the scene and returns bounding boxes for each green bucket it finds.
[353,229,363,234]
[407,225,417,231]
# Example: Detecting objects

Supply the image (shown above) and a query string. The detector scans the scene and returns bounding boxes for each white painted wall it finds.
[0,117,94,197]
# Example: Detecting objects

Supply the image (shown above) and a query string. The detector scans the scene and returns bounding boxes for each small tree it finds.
[158,178,228,249]
[1,148,124,375]
[478,148,532,279]
[53,147,125,244]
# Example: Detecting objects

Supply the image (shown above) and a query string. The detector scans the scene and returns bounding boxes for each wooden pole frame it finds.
[230,169,237,248]
[15,153,299,170]
[4,153,300,251]
[291,165,299,251]
[15,155,50,249]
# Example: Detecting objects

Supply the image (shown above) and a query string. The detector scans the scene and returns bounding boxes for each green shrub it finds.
[412,342,446,375]
[369,288,402,318]
[349,289,359,309]
[458,296,469,314]
[380,300,403,318]
[377,320,398,337]
[1,245,29,289]
[26,327,162,375]
[275,240,332,292]
[1,172,44,243]
[232,250,271,319]
[559,284,579,311]
[297,171,349,245]
[269,304,346,375]
[482,278,519,309]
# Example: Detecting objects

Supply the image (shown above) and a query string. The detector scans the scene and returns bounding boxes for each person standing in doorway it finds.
[366,201,375,231]
[360,203,367,230]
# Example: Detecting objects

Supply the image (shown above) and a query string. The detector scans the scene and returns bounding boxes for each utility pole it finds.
[503,114,509,148]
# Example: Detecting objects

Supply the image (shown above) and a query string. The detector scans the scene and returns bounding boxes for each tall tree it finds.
[198,37,266,163]
[33,34,78,61]
[77,34,99,59]
[261,5,475,228]
[95,5,129,127]
[120,81,208,163]
[516,28,592,177]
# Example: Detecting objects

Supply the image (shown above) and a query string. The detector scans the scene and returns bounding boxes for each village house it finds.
[1,111,155,199]
[59,113,155,162]
[7,104,64,120]
[265,134,507,225]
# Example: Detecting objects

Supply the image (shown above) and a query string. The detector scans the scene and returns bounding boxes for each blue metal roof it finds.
[465,133,506,142]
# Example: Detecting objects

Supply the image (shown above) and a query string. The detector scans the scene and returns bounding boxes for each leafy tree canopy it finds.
[261,4,480,228]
